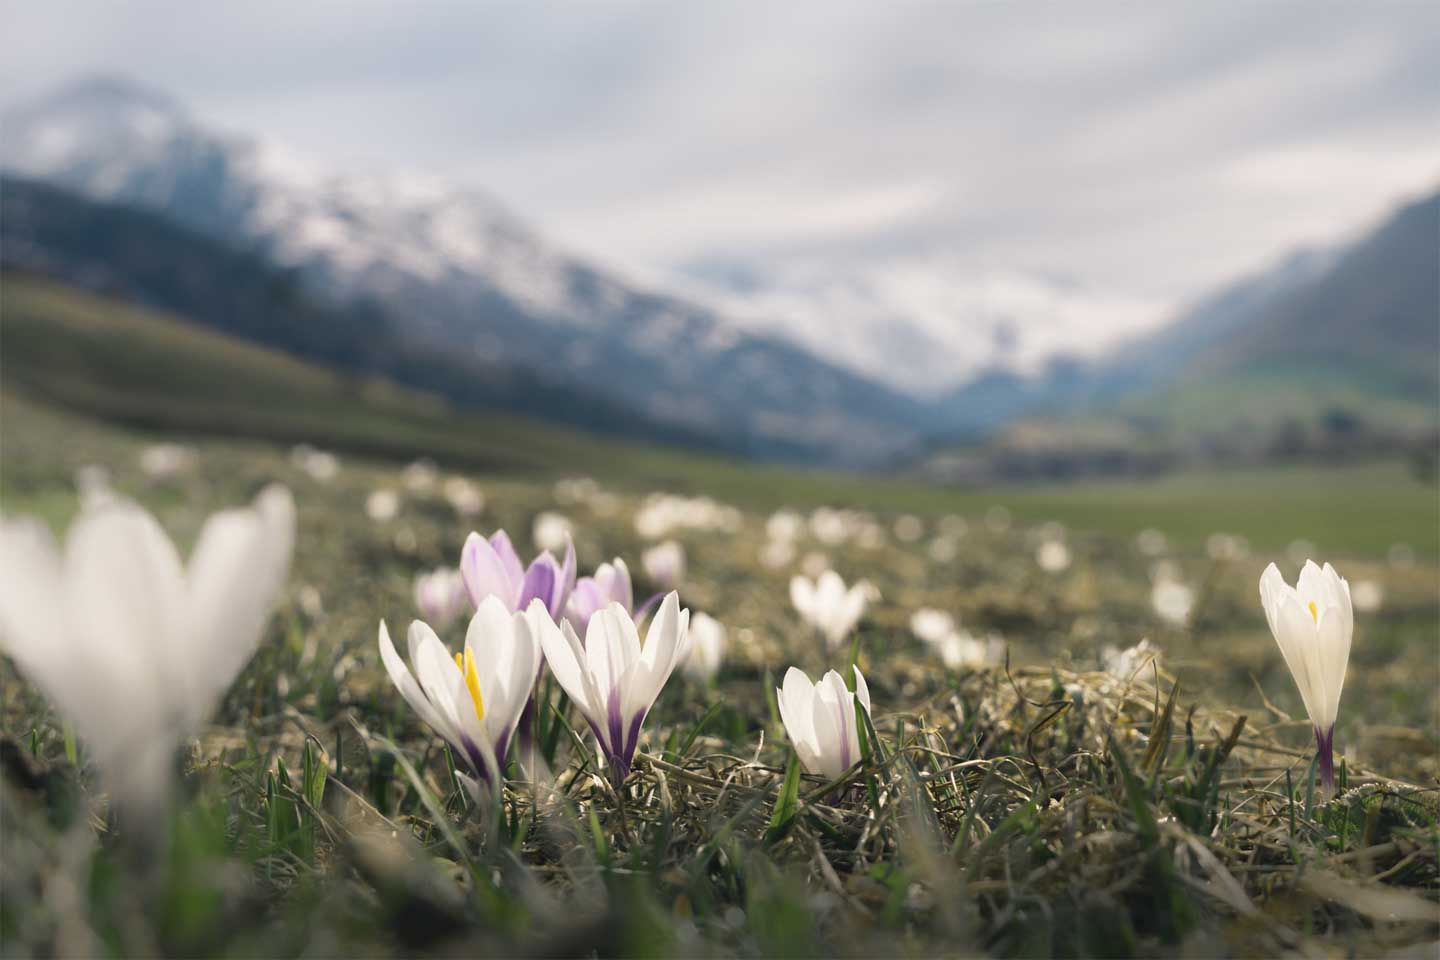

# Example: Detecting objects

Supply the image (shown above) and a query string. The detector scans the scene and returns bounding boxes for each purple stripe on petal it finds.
[518,559,558,614]
[606,687,625,767]
[621,710,646,775]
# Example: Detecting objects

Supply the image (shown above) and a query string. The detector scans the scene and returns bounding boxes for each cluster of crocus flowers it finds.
[1259,560,1353,790]
[379,598,550,794]
[540,593,691,780]
[776,666,872,780]
[0,486,295,817]
[790,570,871,653]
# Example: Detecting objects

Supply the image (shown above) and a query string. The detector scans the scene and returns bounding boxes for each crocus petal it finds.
[461,532,521,610]
[186,485,295,725]
[538,615,596,722]
[379,620,457,745]
[853,666,872,717]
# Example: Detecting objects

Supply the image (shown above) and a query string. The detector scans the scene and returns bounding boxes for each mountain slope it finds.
[1,75,933,464]
[0,176,713,449]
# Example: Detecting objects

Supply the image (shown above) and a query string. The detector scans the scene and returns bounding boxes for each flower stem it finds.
[1314,725,1336,792]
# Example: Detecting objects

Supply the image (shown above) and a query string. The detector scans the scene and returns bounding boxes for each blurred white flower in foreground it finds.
[776,666,872,779]
[413,566,468,630]
[1350,579,1384,613]
[1260,560,1352,790]
[1151,578,1194,626]
[1036,539,1072,573]
[532,511,573,553]
[140,442,197,481]
[682,612,727,683]
[0,486,295,816]
[791,571,871,653]
[442,476,485,516]
[642,539,686,590]
[540,593,690,779]
[366,489,400,522]
[379,596,545,793]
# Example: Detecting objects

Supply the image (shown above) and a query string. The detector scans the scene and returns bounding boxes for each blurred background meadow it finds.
[1,3,1438,957]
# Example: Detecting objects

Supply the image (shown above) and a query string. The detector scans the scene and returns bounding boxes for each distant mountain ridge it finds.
[1,75,935,464]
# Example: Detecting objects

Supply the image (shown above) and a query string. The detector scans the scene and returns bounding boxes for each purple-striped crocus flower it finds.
[776,665,873,780]
[460,529,575,620]
[539,592,691,781]
[564,558,634,634]
[378,597,547,796]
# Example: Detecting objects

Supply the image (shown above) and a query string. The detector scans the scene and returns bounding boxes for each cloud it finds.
[2,1,1437,385]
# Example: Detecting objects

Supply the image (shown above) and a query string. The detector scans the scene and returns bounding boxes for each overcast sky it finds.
[5,2,1438,322]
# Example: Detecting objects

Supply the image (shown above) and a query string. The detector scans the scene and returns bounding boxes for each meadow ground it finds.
[1,386,1438,956]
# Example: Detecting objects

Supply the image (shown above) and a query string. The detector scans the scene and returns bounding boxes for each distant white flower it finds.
[893,514,924,543]
[0,486,295,816]
[791,570,871,653]
[927,536,958,563]
[1135,528,1168,557]
[1260,560,1353,789]
[539,593,691,779]
[909,608,956,646]
[442,477,485,516]
[290,444,339,482]
[532,511,573,553]
[413,566,468,630]
[759,539,796,570]
[634,493,738,539]
[139,442,197,481]
[641,539,685,590]
[776,666,872,779]
[402,458,439,494]
[378,596,545,793]
[1102,639,1161,681]
[1151,578,1194,626]
[366,489,400,522]
[984,506,1011,534]
[799,550,831,579]
[766,510,804,543]
[1036,539,1071,573]
[934,630,1004,671]
[1351,579,1384,613]
[682,612,727,683]
[1206,533,1250,561]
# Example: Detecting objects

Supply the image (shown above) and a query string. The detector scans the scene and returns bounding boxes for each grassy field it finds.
[2,276,1438,956]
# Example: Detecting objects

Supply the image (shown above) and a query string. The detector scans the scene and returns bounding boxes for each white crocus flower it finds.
[776,666,873,780]
[378,596,545,794]
[0,486,295,817]
[681,612,727,684]
[1259,560,1353,789]
[538,592,690,780]
[790,570,871,653]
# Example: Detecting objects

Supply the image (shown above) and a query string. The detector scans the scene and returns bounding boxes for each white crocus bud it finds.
[776,666,872,780]
[1259,560,1353,790]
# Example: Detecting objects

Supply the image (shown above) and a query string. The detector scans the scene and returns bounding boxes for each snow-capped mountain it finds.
[1,76,933,463]
[674,255,1170,398]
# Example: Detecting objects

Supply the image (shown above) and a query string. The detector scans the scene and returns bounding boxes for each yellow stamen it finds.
[1307,601,1319,623]
[455,649,485,723]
